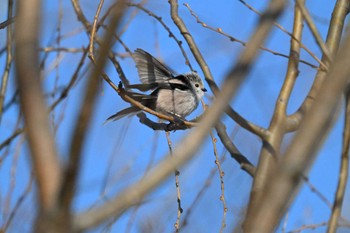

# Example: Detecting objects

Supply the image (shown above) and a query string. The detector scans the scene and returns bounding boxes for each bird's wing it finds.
[133,48,178,84]
[127,82,189,92]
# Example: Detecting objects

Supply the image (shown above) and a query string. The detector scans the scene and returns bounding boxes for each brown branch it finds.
[14,0,61,214]
[327,85,350,233]
[244,22,350,233]
[287,0,349,131]
[244,1,304,228]
[59,0,126,215]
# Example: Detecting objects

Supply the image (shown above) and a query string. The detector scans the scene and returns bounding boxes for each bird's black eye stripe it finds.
[175,74,192,86]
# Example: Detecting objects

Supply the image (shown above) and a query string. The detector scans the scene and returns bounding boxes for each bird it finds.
[105,48,207,123]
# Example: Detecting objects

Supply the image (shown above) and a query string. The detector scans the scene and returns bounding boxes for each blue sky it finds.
[0,0,349,232]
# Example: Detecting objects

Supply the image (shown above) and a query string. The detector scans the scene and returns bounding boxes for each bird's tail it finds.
[104,106,140,124]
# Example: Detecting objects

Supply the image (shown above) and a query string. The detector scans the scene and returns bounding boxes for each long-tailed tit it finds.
[106,48,207,122]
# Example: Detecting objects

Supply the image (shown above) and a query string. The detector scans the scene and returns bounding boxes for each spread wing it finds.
[133,48,178,84]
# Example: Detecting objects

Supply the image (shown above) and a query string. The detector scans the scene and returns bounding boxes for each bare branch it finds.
[327,85,350,233]
[184,3,319,70]
[295,0,333,65]
[14,0,61,212]
[59,0,127,213]
[245,0,304,226]
[209,129,227,233]
[287,0,349,131]
[238,0,327,70]
[244,23,350,233]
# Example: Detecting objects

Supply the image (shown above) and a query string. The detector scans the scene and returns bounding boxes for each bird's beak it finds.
[202,88,207,92]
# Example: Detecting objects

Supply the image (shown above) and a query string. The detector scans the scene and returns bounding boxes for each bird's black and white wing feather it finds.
[104,91,157,123]
[133,48,178,84]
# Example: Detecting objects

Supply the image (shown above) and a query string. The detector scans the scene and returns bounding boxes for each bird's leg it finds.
[166,113,187,131]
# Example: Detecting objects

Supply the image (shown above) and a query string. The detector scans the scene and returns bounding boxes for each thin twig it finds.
[210,130,227,233]
[184,3,320,70]
[327,85,350,233]
[295,0,332,65]
[165,132,182,233]
[2,173,34,232]
[0,0,14,123]
[50,48,89,111]
[237,0,327,70]
[180,147,228,230]
[0,16,15,29]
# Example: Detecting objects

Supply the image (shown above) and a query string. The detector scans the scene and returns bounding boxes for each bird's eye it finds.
[195,83,199,88]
